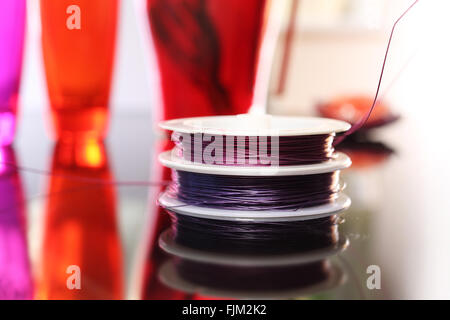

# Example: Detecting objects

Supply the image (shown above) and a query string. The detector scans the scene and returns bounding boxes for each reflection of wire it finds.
[0,161,170,187]
[0,183,111,216]
[0,176,169,222]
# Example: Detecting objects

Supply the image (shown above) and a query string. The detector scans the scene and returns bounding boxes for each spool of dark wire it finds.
[168,170,341,211]
[172,132,336,166]
[166,211,341,255]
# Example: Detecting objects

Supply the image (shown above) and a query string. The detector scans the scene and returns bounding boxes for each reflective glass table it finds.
[2,106,449,300]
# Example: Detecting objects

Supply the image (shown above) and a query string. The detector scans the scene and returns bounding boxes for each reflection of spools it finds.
[160,228,348,267]
[176,260,331,291]
[158,229,348,299]
[163,214,342,255]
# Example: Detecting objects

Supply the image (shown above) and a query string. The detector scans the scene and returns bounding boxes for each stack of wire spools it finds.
[157,114,352,298]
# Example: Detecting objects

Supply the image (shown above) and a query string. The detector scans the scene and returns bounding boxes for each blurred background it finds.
[2,0,450,300]
[20,0,425,117]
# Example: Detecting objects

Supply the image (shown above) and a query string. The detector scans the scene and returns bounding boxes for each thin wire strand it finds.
[334,0,420,145]
[0,160,170,187]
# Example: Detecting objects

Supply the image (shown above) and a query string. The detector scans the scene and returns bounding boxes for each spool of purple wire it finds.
[172,132,336,166]
[168,170,341,211]
[160,115,351,167]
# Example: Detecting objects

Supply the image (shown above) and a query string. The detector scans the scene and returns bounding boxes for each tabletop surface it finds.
[3,104,450,300]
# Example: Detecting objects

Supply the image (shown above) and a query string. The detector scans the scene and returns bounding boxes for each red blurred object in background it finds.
[147,0,267,120]
[38,139,123,299]
[318,95,399,130]
[40,0,119,141]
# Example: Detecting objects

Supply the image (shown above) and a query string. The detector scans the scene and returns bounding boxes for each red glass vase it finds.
[147,0,267,119]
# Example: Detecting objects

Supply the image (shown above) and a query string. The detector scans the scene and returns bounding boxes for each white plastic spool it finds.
[159,150,351,176]
[160,114,351,136]
[159,191,350,222]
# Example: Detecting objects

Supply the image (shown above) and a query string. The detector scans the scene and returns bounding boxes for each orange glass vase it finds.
[38,139,123,300]
[40,0,119,141]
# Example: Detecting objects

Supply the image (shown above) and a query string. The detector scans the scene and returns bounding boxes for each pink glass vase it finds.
[0,0,26,146]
